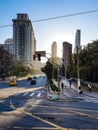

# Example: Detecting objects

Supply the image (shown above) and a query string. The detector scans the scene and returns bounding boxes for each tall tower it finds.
[74,29,81,53]
[51,41,57,58]
[12,14,36,65]
[62,42,72,77]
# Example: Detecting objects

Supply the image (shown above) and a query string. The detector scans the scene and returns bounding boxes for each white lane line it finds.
[16,92,22,96]
[37,93,42,97]
[28,99,33,102]
[85,99,98,103]
[63,92,71,97]
[94,100,98,103]
[23,92,28,96]
[29,92,35,97]
[85,99,93,102]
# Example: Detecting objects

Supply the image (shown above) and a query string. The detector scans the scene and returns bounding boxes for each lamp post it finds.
[76,45,80,90]
[57,64,60,95]
[2,51,6,80]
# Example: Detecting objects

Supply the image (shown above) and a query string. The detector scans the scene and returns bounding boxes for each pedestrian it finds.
[78,86,83,94]
[69,80,71,88]
[88,83,92,92]
[61,82,64,91]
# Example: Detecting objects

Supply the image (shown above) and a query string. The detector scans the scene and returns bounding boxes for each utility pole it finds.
[77,45,80,90]
[64,53,67,79]
[57,65,60,95]
[52,63,54,80]
[3,48,6,81]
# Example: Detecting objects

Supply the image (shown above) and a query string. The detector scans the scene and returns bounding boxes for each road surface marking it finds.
[37,93,42,97]
[93,100,98,103]
[63,92,71,97]
[21,110,64,129]
[23,92,28,96]
[30,92,35,97]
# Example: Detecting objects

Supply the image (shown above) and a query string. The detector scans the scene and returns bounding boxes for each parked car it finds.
[33,76,37,79]
[9,80,17,86]
[31,79,36,85]
[68,78,77,82]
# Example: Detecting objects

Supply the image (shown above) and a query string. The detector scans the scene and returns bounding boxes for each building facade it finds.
[3,38,13,54]
[62,41,72,77]
[51,41,57,58]
[74,29,82,53]
[12,14,36,65]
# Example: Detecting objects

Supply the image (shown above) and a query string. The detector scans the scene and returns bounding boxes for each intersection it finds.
[0,76,98,129]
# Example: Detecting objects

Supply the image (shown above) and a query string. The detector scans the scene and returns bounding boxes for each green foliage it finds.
[42,58,61,81]
[79,40,98,82]
[9,63,32,77]
[67,40,98,83]
[66,54,77,78]
[42,60,53,81]
[49,81,60,92]
[0,47,42,78]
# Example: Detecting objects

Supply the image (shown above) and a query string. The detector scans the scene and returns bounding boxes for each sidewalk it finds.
[47,81,80,101]
[47,80,98,101]
[71,83,98,98]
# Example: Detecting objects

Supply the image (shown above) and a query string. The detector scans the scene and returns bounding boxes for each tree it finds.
[67,40,98,83]
[42,60,53,81]
[66,54,77,78]
[0,46,33,79]
[79,40,98,82]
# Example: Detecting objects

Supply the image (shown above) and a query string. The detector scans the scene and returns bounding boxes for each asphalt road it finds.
[0,76,98,130]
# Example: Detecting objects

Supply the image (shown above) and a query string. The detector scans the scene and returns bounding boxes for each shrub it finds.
[49,81,60,92]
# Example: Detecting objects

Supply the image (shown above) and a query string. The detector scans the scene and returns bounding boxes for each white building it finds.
[4,38,13,54]
[12,14,36,66]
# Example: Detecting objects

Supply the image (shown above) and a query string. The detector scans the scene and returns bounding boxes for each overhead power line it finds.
[0,24,12,28]
[32,9,98,22]
[0,9,98,28]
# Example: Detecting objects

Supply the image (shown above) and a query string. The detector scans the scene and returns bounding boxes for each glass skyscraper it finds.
[74,29,81,53]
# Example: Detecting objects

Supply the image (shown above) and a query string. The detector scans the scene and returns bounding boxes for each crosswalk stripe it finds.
[93,101,98,103]
[63,92,71,97]
[85,99,98,103]
[85,99,93,102]
[16,92,21,96]
[30,92,35,97]
[37,93,41,97]
[23,92,28,96]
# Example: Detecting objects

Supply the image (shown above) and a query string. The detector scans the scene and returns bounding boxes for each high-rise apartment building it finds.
[62,42,72,77]
[63,42,72,66]
[51,41,57,58]
[74,29,81,53]
[12,14,36,65]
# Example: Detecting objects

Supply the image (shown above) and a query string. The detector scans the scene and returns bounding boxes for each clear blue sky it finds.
[0,0,98,57]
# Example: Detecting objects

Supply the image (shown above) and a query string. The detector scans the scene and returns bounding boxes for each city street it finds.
[0,76,98,130]
[1,1,98,130]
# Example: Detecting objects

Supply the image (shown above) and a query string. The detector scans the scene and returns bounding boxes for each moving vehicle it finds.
[9,80,17,86]
[28,77,32,80]
[68,77,77,83]
[31,79,36,85]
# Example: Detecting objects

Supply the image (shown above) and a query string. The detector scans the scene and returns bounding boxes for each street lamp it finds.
[76,45,81,90]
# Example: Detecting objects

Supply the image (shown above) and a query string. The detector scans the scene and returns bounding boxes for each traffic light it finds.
[33,55,36,60]
[38,53,41,61]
